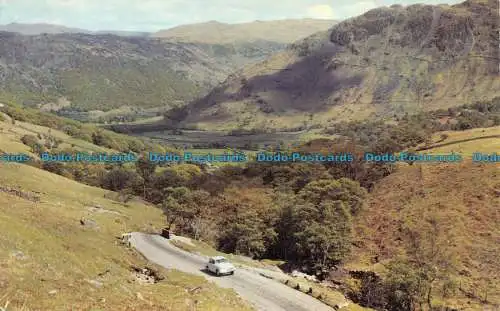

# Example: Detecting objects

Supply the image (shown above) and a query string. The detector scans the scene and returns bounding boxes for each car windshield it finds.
[215,258,227,263]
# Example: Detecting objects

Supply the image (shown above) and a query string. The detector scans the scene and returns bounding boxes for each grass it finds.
[417,126,500,156]
[278,278,352,309]
[0,122,254,311]
[10,120,115,154]
[349,160,500,310]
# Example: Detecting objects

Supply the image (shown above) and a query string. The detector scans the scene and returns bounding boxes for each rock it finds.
[80,218,100,230]
[48,290,58,295]
[121,233,132,246]
[86,279,103,288]
[10,250,28,261]
[136,292,145,301]
[334,301,350,309]
[291,270,318,282]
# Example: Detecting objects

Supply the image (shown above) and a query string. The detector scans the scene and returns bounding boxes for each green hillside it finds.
[0,32,286,116]
[0,114,253,311]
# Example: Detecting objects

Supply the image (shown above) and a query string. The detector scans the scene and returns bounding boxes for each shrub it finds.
[20,134,39,149]
[42,162,65,175]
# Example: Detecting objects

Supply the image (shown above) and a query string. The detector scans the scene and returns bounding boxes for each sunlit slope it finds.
[0,113,114,155]
[153,19,336,44]
[0,122,253,311]
[416,126,500,156]
[349,160,500,310]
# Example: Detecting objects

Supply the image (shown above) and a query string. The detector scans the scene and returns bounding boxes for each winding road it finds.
[130,232,335,311]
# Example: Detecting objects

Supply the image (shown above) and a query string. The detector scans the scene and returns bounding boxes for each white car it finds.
[206,256,235,276]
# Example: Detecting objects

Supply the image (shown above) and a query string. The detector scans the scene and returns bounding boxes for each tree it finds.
[280,178,366,274]
[293,201,352,275]
[20,134,39,152]
[160,187,211,240]
[42,161,65,176]
[216,187,279,258]
[384,259,420,311]
[135,155,157,199]
[161,187,191,231]
[92,131,105,146]
[298,178,367,216]
[384,212,459,311]
[271,191,298,260]
[101,168,137,191]
[185,190,210,240]
[149,169,185,204]
[231,209,270,258]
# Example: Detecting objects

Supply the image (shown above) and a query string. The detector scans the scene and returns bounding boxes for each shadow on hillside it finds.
[186,43,367,119]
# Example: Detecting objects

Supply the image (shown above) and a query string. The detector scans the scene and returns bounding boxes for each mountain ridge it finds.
[0,19,337,117]
[152,19,337,44]
[0,18,337,42]
[163,0,499,131]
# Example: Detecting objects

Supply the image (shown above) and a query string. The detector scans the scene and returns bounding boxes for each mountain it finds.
[0,32,287,114]
[0,23,150,37]
[152,19,337,44]
[166,0,500,132]
[95,30,150,37]
[0,32,231,112]
[0,19,336,117]
[0,22,90,35]
[0,19,337,41]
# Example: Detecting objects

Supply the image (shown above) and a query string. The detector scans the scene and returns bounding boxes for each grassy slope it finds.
[0,115,114,154]
[418,126,500,155]
[349,159,500,310]
[0,119,253,311]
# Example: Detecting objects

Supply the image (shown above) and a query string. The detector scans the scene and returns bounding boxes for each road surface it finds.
[130,232,335,311]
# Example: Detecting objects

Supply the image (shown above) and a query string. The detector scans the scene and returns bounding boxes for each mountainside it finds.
[0,32,287,114]
[153,19,337,44]
[0,32,225,111]
[168,0,499,131]
[348,160,500,310]
[0,19,335,117]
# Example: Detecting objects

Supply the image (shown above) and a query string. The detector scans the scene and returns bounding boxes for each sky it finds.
[0,0,464,32]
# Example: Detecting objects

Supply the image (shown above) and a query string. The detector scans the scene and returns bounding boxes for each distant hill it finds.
[0,19,337,41]
[165,0,499,131]
[0,32,232,111]
[0,32,287,113]
[0,19,337,116]
[0,23,150,37]
[0,23,90,35]
[95,30,150,37]
[152,19,337,44]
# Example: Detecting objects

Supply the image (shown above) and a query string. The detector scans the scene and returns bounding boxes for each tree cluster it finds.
[323,96,500,153]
